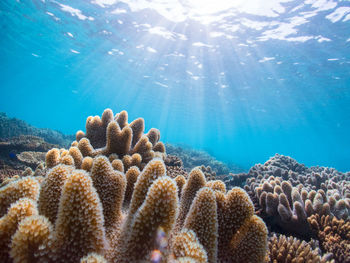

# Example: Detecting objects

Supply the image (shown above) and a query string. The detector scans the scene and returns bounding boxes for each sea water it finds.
[1,0,349,171]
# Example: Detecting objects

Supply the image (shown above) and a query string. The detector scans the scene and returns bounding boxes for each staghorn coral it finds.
[268,233,332,263]
[308,214,350,263]
[175,175,186,199]
[10,215,53,263]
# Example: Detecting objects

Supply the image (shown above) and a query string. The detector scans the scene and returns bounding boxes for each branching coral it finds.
[308,214,350,262]
[268,233,332,263]
[74,109,165,170]
[0,109,272,263]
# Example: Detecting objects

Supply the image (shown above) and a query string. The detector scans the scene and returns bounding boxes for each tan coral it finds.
[53,170,106,263]
[0,198,38,262]
[38,165,73,224]
[0,176,40,217]
[80,253,107,263]
[90,156,126,231]
[172,229,208,263]
[176,169,206,231]
[183,187,218,263]
[10,215,54,263]
[123,166,140,208]
[117,176,178,262]
[46,148,61,168]
[268,233,330,263]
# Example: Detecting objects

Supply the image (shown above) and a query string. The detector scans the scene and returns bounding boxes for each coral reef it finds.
[0,109,268,263]
[0,112,74,147]
[165,143,243,175]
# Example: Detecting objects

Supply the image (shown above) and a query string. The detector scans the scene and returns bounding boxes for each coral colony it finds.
[0,108,349,262]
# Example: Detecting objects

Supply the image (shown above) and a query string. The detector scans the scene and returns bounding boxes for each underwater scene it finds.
[1,0,350,262]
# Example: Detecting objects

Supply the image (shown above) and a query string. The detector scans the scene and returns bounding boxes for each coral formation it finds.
[0,110,273,263]
[308,214,350,262]
[74,109,165,170]
[268,233,332,262]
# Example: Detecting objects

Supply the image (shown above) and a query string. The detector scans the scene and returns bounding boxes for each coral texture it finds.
[268,233,331,263]
[308,214,350,263]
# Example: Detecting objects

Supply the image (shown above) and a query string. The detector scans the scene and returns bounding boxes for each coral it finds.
[10,215,53,263]
[45,148,61,168]
[245,175,350,237]
[123,166,140,207]
[117,176,178,262]
[38,165,73,224]
[90,156,126,231]
[68,147,83,169]
[127,158,166,218]
[74,109,165,170]
[308,214,350,262]
[206,180,226,193]
[216,187,268,262]
[175,175,186,199]
[0,112,73,147]
[82,156,94,171]
[53,170,106,263]
[165,154,183,167]
[0,176,40,217]
[183,187,218,263]
[199,165,217,181]
[268,233,331,263]
[80,253,107,263]
[176,168,206,231]
[172,229,208,263]
[167,165,188,179]
[0,198,38,262]
[165,144,242,175]
[16,151,46,169]
[111,159,124,172]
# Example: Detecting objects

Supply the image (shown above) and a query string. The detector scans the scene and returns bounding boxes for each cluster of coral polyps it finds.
[0,109,268,263]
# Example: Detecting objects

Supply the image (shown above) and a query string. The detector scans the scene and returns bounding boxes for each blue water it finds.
[1,0,350,171]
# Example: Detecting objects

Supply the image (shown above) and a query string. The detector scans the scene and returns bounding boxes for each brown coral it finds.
[10,215,53,263]
[0,198,38,262]
[117,176,178,262]
[53,170,106,263]
[0,176,40,217]
[74,109,165,170]
[308,214,350,262]
[268,233,331,263]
